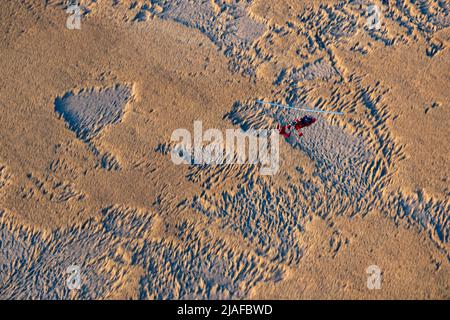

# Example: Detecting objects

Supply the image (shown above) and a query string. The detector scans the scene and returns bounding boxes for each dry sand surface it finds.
[0,0,448,299]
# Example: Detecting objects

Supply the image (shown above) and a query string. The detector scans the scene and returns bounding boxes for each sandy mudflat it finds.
[0,0,448,299]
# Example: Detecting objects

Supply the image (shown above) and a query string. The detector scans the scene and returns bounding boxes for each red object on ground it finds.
[277,124,292,139]
[277,116,317,138]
